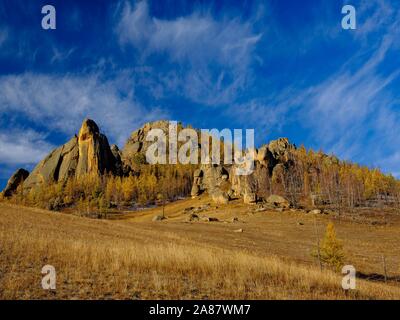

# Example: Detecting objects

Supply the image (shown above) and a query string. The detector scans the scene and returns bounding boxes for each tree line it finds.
[2,145,399,215]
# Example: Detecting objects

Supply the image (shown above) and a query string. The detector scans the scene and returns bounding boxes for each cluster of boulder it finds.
[190,138,295,205]
[1,118,296,208]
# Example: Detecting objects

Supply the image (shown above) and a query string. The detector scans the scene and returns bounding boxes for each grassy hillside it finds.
[1,199,400,299]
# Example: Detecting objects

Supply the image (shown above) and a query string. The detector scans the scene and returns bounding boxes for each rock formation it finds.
[123,120,172,160]
[2,168,29,197]
[1,118,297,207]
[122,120,194,167]
[75,119,117,177]
[190,138,295,205]
[110,144,132,176]
[3,119,191,194]
[23,119,121,189]
[266,194,290,208]
[191,165,231,204]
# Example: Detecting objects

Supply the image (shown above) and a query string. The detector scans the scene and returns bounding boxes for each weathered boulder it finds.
[191,164,232,204]
[23,119,119,189]
[266,195,290,208]
[211,191,230,205]
[191,162,266,205]
[2,168,29,197]
[230,162,269,200]
[243,192,257,204]
[268,138,294,163]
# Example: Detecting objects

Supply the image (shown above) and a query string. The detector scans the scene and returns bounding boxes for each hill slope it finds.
[1,200,400,299]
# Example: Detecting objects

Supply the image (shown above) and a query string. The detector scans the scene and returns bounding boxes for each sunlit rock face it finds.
[23,119,120,189]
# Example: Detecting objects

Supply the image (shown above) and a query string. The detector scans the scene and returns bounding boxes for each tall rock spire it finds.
[22,119,121,190]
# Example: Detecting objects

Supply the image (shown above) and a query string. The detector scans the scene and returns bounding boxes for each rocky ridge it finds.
[2,119,298,206]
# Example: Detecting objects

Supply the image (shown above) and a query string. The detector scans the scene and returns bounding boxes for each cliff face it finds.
[23,119,121,190]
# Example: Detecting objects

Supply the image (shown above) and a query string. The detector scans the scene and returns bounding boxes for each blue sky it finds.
[1,0,400,189]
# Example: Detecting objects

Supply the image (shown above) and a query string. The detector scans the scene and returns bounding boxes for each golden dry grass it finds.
[1,201,400,300]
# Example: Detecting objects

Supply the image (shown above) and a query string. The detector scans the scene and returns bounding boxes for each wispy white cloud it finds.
[226,0,400,176]
[115,0,262,105]
[0,72,167,147]
[0,128,55,165]
[50,47,76,64]
[296,2,400,173]
[353,0,396,40]
[226,91,302,140]
[117,1,260,67]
